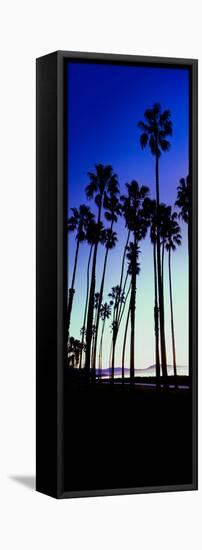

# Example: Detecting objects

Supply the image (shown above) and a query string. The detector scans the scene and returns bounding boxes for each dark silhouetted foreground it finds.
[64,370,192,492]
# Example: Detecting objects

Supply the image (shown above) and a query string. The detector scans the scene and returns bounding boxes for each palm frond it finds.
[85,181,97,199]
[140,132,149,149]
[149,134,157,155]
[159,109,171,126]
[162,119,173,136]
[144,107,154,122]
[159,138,171,152]
[153,102,161,115]
[137,120,149,132]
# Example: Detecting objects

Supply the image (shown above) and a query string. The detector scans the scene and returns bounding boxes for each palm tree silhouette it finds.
[175,175,190,253]
[138,103,173,377]
[98,302,112,375]
[164,211,182,376]
[84,164,119,374]
[93,228,117,373]
[91,292,101,371]
[121,181,149,381]
[92,193,121,373]
[109,199,132,375]
[108,285,125,379]
[159,204,173,318]
[67,205,95,336]
[68,336,83,368]
[143,197,160,378]
[125,242,141,380]
[79,219,104,369]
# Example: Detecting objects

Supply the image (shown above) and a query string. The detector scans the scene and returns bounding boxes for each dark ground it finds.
[64,370,192,493]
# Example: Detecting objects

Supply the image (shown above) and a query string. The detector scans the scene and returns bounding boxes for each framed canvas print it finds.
[36,51,198,498]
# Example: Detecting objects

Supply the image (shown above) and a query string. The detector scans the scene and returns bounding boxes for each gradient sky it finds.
[67,61,189,370]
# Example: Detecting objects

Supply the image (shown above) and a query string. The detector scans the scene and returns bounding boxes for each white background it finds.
[0,1,201,548]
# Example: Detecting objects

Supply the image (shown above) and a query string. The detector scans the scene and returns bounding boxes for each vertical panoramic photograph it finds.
[64,60,192,492]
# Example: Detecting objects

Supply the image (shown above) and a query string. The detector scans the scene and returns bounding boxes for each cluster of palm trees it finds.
[67,103,190,382]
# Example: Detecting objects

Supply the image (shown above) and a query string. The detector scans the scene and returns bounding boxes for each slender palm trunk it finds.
[161,240,165,310]
[118,280,131,327]
[111,278,131,380]
[118,230,130,306]
[168,248,177,376]
[110,232,130,376]
[98,319,105,374]
[91,332,95,369]
[67,238,80,336]
[153,241,160,378]
[91,306,99,374]
[161,240,165,281]
[188,222,190,257]
[92,221,113,371]
[111,324,118,380]
[155,152,167,376]
[79,244,93,369]
[130,238,137,382]
[85,206,102,374]
[122,303,130,380]
[111,298,117,381]
[115,231,130,327]
[109,339,113,373]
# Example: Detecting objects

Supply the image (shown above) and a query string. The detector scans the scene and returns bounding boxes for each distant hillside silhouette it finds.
[96,365,188,377]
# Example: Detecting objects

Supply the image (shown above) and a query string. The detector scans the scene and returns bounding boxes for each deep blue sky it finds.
[67,61,189,371]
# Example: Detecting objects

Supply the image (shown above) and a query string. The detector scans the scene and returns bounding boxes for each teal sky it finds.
[67,61,189,370]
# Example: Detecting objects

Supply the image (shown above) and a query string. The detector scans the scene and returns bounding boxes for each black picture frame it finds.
[36,51,198,499]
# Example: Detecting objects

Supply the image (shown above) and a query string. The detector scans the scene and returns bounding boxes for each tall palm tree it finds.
[165,211,182,376]
[92,228,117,373]
[98,302,112,375]
[110,200,132,371]
[138,103,173,377]
[175,175,190,253]
[91,292,101,369]
[121,307,130,381]
[67,205,95,335]
[126,241,141,381]
[84,164,119,374]
[142,197,160,378]
[92,193,121,372]
[119,281,131,381]
[108,285,125,379]
[121,181,149,381]
[159,204,172,323]
[79,219,104,369]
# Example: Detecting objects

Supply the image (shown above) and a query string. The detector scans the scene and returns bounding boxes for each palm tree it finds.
[121,181,149,381]
[92,228,117,374]
[175,175,190,253]
[67,336,83,368]
[91,292,101,371]
[138,103,173,377]
[110,278,131,383]
[142,197,160,378]
[110,201,131,372]
[92,193,121,372]
[67,205,95,335]
[98,302,112,375]
[160,204,172,311]
[84,164,119,374]
[79,219,104,369]
[126,241,141,381]
[108,285,125,379]
[121,306,130,381]
[164,211,182,376]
